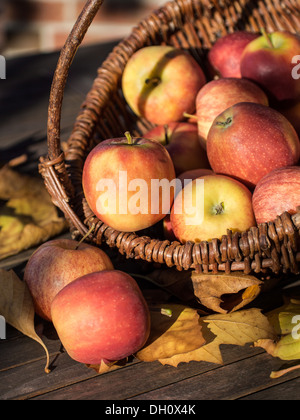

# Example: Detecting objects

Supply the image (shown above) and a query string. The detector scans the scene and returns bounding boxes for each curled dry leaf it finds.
[0,166,67,260]
[136,304,205,362]
[191,272,263,313]
[0,269,50,373]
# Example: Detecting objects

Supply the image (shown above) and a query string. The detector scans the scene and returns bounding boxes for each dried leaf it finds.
[0,167,67,260]
[270,362,300,378]
[255,334,300,361]
[0,269,50,373]
[86,358,128,374]
[191,272,263,313]
[136,304,205,362]
[203,308,277,346]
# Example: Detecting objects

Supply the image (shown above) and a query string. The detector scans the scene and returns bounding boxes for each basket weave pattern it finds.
[39,0,300,275]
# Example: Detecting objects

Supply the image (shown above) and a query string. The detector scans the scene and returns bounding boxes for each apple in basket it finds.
[51,270,151,365]
[206,102,300,188]
[252,166,300,224]
[195,77,269,148]
[82,132,176,232]
[240,30,300,102]
[208,31,259,78]
[144,122,210,176]
[170,174,256,244]
[24,239,114,321]
[122,45,206,125]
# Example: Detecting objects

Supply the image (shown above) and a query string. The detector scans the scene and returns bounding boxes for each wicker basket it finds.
[39,0,300,276]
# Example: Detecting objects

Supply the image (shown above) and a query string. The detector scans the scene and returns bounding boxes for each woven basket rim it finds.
[39,0,300,275]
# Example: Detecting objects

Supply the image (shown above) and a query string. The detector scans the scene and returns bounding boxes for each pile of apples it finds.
[24,29,300,367]
[82,29,300,245]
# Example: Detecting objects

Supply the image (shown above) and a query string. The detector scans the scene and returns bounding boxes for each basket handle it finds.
[47,0,104,161]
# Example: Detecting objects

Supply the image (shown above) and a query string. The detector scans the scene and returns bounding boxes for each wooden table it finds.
[0,41,300,401]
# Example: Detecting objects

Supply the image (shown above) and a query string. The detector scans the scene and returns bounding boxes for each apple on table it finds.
[195,77,269,148]
[240,30,300,103]
[206,102,300,189]
[122,45,206,125]
[252,166,300,224]
[144,122,211,176]
[208,31,259,78]
[24,238,114,321]
[170,174,256,244]
[51,270,151,365]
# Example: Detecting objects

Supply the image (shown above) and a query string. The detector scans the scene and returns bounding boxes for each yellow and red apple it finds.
[252,166,300,224]
[51,270,151,365]
[122,45,206,125]
[144,122,210,175]
[240,31,300,102]
[195,77,269,148]
[82,133,176,232]
[170,174,256,243]
[207,102,300,188]
[208,31,259,78]
[24,239,114,321]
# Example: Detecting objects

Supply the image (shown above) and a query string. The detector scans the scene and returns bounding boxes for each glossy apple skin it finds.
[207,102,300,188]
[24,239,114,321]
[51,270,151,365]
[208,31,259,78]
[144,122,210,175]
[82,136,176,232]
[195,77,269,147]
[240,31,300,102]
[122,45,206,125]
[170,174,256,243]
[252,166,300,224]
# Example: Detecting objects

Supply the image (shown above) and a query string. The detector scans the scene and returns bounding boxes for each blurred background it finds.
[0,0,166,57]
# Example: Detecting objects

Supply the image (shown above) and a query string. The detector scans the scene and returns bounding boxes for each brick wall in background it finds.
[1,0,166,57]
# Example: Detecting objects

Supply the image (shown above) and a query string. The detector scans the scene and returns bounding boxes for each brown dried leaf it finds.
[191,272,263,313]
[0,269,50,373]
[0,167,67,260]
[136,304,205,362]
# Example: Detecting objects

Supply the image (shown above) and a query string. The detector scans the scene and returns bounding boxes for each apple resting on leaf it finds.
[122,45,206,125]
[24,239,114,321]
[51,270,151,365]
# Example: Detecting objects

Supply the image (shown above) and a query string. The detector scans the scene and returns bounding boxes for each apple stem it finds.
[183,112,198,121]
[261,27,273,48]
[163,124,169,145]
[125,131,133,145]
[145,77,161,87]
[75,223,96,250]
[149,306,173,317]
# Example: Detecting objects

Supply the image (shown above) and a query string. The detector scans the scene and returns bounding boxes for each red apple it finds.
[195,77,269,147]
[252,166,300,224]
[122,45,206,125]
[82,133,176,232]
[207,102,300,188]
[24,239,114,321]
[51,270,151,365]
[275,98,300,138]
[178,168,214,185]
[240,31,300,102]
[170,174,256,243]
[208,31,259,78]
[144,122,210,175]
